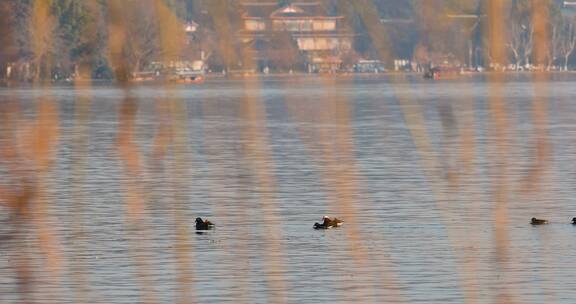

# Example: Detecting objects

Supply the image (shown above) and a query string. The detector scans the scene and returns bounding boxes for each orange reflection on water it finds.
[282,76,406,303]
[155,2,197,303]
[520,0,551,195]
[236,80,288,303]
[486,1,515,303]
[108,2,160,303]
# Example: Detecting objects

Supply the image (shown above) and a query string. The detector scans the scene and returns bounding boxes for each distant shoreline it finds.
[2,70,576,87]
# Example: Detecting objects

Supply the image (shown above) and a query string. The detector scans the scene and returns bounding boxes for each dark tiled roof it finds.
[242,1,333,19]
[242,3,277,18]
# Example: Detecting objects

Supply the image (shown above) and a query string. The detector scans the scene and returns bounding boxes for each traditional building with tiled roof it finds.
[238,1,353,73]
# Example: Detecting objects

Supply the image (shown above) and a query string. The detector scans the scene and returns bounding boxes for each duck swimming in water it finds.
[196,217,214,230]
[313,216,343,229]
[572,217,576,225]
[531,217,548,225]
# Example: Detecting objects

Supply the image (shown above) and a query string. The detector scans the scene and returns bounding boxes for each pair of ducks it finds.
[313,216,343,229]
[197,216,344,230]
[531,217,576,225]
[196,217,214,230]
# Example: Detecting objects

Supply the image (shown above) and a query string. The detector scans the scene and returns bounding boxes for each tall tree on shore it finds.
[506,0,559,69]
[107,0,162,77]
[412,0,479,65]
[52,0,106,78]
[202,0,242,70]
[557,16,576,70]
[30,0,57,80]
[0,1,16,77]
[507,0,534,69]
[508,20,533,69]
[126,2,161,73]
[338,0,392,63]
[265,30,303,70]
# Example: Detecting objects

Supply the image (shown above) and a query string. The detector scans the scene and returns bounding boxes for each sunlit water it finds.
[1,75,576,303]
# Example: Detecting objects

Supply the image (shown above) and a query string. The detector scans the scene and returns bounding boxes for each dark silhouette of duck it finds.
[195,217,214,230]
[572,217,576,225]
[531,217,548,225]
[313,216,343,229]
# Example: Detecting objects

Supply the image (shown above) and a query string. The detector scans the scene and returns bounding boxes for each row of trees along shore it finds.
[506,0,576,71]
[0,0,576,81]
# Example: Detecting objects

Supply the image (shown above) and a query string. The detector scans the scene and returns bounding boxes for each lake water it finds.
[1,75,576,303]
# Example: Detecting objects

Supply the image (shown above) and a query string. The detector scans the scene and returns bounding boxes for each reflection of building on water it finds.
[238,1,354,73]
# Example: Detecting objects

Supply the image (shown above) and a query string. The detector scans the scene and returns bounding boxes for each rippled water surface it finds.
[1,75,576,303]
